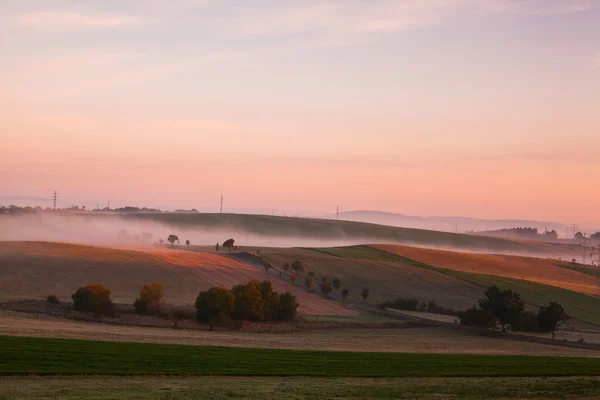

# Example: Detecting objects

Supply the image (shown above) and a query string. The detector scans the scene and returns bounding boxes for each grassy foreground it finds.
[2,376,600,400]
[2,335,600,377]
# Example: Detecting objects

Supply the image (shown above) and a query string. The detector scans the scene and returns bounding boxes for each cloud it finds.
[15,10,148,31]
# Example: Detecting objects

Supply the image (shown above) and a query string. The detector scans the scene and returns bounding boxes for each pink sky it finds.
[1,1,599,225]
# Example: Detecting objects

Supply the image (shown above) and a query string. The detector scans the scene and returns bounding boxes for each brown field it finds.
[1,310,598,357]
[258,247,485,310]
[373,244,598,295]
[0,241,355,316]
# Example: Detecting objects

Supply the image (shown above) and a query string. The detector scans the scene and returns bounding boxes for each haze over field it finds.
[1,1,600,227]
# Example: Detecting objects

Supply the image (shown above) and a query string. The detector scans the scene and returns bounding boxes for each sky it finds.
[1,0,599,225]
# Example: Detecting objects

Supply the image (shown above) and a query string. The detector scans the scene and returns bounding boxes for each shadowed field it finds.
[0,241,355,316]
[3,376,600,400]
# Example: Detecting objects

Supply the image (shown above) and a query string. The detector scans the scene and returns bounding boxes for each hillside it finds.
[0,241,354,316]
[71,212,583,258]
[256,245,600,328]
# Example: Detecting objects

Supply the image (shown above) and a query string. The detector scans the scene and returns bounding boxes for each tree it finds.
[222,238,235,253]
[332,277,341,291]
[278,292,298,321]
[262,260,272,273]
[537,302,570,339]
[47,295,59,305]
[320,281,332,295]
[195,287,234,323]
[215,243,220,252]
[167,234,179,247]
[458,306,497,328]
[231,280,265,321]
[159,239,164,245]
[341,288,349,303]
[282,263,290,272]
[185,240,190,247]
[72,284,114,316]
[291,261,304,273]
[591,232,600,240]
[478,285,525,332]
[305,276,314,290]
[574,232,585,240]
[134,283,165,315]
[308,271,315,277]
[361,288,369,301]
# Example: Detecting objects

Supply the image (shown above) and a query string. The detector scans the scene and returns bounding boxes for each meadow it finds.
[2,335,600,377]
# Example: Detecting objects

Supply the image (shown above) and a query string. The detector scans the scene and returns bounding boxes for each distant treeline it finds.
[477,227,559,241]
[0,205,198,214]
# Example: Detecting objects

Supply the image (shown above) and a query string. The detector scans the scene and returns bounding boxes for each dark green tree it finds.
[478,285,525,332]
[537,302,570,339]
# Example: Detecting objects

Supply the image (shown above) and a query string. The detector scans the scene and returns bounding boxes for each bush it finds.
[47,295,59,305]
[282,263,290,272]
[308,271,315,277]
[134,283,164,315]
[379,297,419,311]
[320,281,332,295]
[195,287,234,323]
[71,284,114,316]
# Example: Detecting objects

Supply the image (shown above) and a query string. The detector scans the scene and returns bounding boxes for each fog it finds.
[0,213,584,263]
[0,213,374,249]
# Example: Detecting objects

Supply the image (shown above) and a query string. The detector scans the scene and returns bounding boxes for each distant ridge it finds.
[337,210,566,236]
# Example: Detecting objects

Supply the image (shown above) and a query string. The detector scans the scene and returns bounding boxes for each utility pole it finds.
[108,200,110,210]
[220,195,223,214]
[53,191,57,210]
[336,205,339,220]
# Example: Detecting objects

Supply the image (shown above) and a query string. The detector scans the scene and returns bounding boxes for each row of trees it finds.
[68,279,299,326]
[458,285,570,339]
[195,280,298,323]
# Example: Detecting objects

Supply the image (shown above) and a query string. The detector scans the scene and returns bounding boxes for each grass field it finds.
[2,335,600,377]
[3,376,600,399]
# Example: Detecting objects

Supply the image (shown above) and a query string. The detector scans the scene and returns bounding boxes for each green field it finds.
[2,376,600,400]
[2,335,600,377]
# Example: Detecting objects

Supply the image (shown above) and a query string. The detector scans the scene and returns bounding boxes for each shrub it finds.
[47,295,59,305]
[361,288,369,300]
[134,283,164,315]
[72,284,113,316]
[290,273,297,284]
[282,263,290,272]
[195,287,234,323]
[308,271,316,277]
[262,260,273,273]
[341,288,349,300]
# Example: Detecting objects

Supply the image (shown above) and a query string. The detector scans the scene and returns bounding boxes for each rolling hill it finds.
[0,241,354,316]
